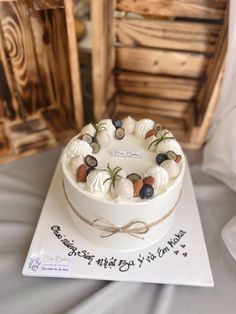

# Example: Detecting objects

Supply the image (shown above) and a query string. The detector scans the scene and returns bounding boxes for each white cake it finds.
[62,117,185,251]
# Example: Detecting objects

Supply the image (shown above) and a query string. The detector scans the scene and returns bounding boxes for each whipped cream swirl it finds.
[135,119,155,139]
[66,139,92,158]
[86,170,111,194]
[145,165,169,190]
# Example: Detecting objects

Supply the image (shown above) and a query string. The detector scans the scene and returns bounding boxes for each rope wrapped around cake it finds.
[63,180,179,239]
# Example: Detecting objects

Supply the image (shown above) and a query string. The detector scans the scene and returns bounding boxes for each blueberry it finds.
[112,118,122,129]
[127,173,142,183]
[139,184,154,199]
[156,153,168,165]
[81,133,93,144]
[87,167,96,175]
[85,155,98,168]
[167,150,177,160]
[91,141,100,153]
[115,127,125,140]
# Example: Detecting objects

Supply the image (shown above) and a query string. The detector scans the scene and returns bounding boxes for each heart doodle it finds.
[174,250,179,255]
[182,253,187,257]
[181,244,186,248]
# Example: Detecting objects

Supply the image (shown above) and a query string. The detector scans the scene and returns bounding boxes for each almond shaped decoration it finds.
[145,128,157,139]
[143,176,154,186]
[133,179,143,197]
[175,154,182,163]
[76,164,88,182]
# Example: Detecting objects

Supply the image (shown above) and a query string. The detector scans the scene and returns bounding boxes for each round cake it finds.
[62,117,185,251]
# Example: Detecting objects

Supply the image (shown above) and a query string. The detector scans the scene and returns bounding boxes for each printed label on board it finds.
[28,252,73,275]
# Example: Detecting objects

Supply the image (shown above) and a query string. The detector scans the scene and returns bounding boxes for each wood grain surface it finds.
[92,0,116,121]
[22,0,64,10]
[116,47,208,78]
[116,71,201,100]
[115,19,220,54]
[116,0,227,20]
[0,1,83,164]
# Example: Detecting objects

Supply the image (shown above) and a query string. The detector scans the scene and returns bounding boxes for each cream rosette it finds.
[145,165,169,190]
[122,116,136,135]
[86,170,111,194]
[66,139,92,158]
[156,138,182,155]
[135,119,155,139]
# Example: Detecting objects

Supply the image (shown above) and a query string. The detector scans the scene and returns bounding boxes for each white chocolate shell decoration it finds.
[160,160,180,179]
[99,119,116,137]
[112,177,134,199]
[80,123,96,137]
[118,168,128,178]
[66,139,92,158]
[145,166,169,190]
[135,119,155,139]
[122,116,136,135]
[96,131,112,149]
[69,156,84,175]
[145,135,157,152]
[156,138,182,155]
[86,170,110,194]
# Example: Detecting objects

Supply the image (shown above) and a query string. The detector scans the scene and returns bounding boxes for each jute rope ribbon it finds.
[63,181,179,239]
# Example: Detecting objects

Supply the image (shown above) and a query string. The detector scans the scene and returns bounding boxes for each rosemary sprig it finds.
[92,122,107,137]
[102,163,122,187]
[148,130,175,150]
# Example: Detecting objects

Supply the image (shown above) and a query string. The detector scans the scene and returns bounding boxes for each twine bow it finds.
[92,217,150,239]
[63,180,179,239]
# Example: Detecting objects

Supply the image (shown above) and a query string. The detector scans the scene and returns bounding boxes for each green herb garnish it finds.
[102,163,122,187]
[148,131,175,150]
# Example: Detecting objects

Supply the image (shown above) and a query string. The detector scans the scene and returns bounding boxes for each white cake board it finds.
[22,157,214,287]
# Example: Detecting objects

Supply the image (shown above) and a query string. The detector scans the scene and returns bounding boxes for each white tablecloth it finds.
[0,148,236,314]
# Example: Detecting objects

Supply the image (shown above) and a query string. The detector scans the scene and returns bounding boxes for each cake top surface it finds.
[62,117,185,203]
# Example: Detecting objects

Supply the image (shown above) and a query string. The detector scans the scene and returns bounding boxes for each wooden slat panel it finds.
[0,2,44,116]
[116,0,226,20]
[116,94,195,127]
[64,0,84,128]
[116,47,208,78]
[115,19,220,53]
[115,110,190,142]
[116,103,188,119]
[190,8,228,144]
[117,94,191,112]
[29,7,75,119]
[0,123,9,158]
[116,94,193,118]
[0,60,15,121]
[4,114,56,154]
[22,0,64,10]
[92,0,116,121]
[116,72,201,100]
[196,9,228,124]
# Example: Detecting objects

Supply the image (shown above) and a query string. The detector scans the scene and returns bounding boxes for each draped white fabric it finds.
[202,1,236,191]
[1,148,236,314]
